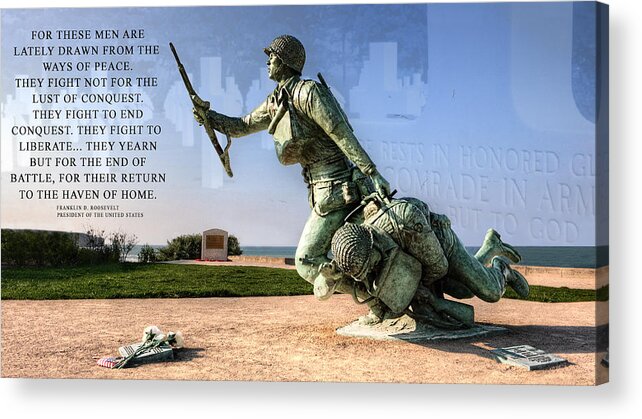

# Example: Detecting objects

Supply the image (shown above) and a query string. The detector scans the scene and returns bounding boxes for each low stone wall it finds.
[513,265,608,290]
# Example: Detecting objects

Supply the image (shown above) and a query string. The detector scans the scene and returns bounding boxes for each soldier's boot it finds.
[475,228,522,265]
[358,300,389,326]
[492,256,529,298]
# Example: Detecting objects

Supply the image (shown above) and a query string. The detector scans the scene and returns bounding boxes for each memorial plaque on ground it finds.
[118,342,174,366]
[491,345,568,370]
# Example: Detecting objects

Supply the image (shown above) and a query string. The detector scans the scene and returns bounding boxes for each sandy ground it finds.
[1,295,608,385]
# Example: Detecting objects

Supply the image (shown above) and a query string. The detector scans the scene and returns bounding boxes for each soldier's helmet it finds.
[331,223,374,281]
[264,35,306,75]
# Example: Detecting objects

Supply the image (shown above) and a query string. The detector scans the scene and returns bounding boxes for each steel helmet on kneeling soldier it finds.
[331,223,374,281]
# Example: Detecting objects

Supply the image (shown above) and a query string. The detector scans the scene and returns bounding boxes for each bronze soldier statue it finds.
[193,35,391,296]
[324,196,529,326]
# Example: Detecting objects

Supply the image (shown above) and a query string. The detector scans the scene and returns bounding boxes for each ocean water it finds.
[242,246,298,258]
[486,246,608,268]
[130,245,608,268]
[241,246,608,268]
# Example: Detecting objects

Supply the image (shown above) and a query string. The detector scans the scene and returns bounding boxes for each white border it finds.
[1,0,640,418]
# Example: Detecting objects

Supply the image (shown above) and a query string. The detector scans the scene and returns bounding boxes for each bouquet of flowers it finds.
[97,325,184,369]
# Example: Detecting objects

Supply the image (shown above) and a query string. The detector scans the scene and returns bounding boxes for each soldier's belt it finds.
[304,156,352,184]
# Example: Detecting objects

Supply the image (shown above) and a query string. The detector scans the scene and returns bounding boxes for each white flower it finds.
[167,331,184,349]
[142,325,162,342]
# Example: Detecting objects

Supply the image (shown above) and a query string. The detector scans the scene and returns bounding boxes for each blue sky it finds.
[1,2,606,246]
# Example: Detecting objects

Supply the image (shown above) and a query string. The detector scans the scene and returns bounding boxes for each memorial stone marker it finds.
[491,345,568,370]
[201,228,228,261]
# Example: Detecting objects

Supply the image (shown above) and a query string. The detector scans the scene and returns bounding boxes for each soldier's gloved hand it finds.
[315,260,344,301]
[318,260,343,281]
[192,108,206,126]
[370,170,391,201]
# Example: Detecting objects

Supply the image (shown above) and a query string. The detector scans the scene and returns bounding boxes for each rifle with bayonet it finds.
[169,42,233,177]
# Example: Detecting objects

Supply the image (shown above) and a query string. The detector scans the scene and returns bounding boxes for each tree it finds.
[110,230,139,262]
[228,235,243,256]
[84,226,107,250]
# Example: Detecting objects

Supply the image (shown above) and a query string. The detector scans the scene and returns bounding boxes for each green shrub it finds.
[76,246,120,265]
[158,234,202,260]
[228,235,243,256]
[1,229,79,267]
[156,233,243,261]
[1,229,29,266]
[1,229,122,267]
[138,244,158,263]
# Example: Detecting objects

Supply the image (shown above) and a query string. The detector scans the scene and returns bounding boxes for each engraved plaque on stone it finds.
[491,345,568,370]
[206,235,225,250]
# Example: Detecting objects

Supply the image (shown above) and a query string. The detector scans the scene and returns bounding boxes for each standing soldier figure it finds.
[193,35,391,296]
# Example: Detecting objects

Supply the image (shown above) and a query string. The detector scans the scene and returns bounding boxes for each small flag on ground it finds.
[97,357,122,369]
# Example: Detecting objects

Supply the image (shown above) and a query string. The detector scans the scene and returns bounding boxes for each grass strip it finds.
[1,263,608,303]
[1,263,310,300]
[504,285,608,303]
